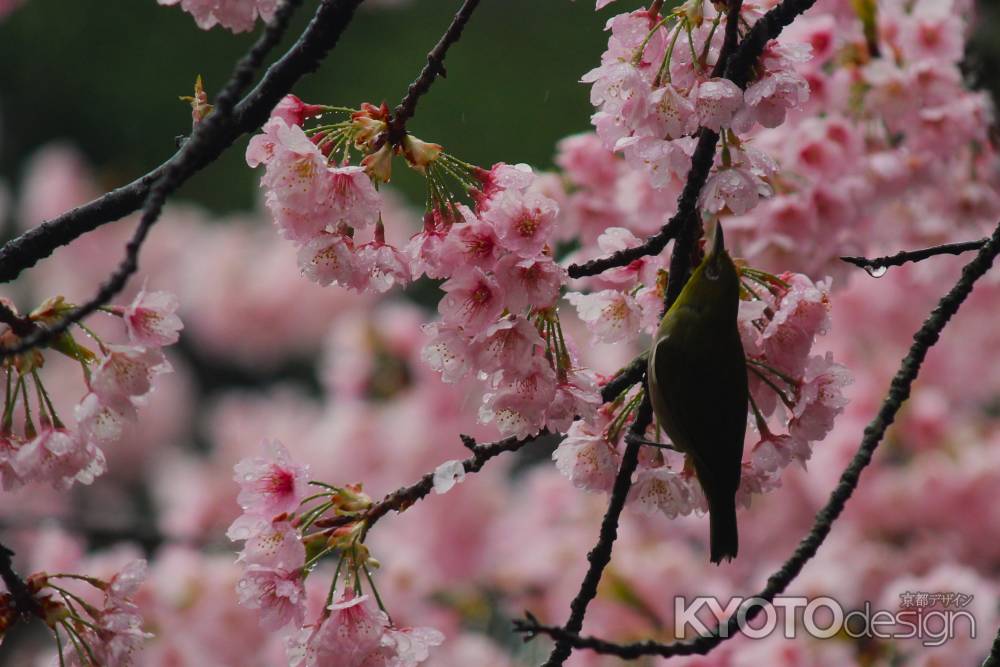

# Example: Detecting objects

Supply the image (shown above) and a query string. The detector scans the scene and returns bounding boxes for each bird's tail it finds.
[708,493,739,564]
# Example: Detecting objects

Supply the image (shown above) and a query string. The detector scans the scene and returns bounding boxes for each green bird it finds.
[646,224,748,564]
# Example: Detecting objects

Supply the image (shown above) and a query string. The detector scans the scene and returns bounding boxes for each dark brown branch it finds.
[0,0,369,358]
[316,431,537,530]
[540,396,651,667]
[517,220,1000,659]
[386,0,484,144]
[841,237,989,273]
[984,624,1000,667]
[0,543,39,622]
[0,0,366,286]
[599,354,647,403]
[0,304,34,338]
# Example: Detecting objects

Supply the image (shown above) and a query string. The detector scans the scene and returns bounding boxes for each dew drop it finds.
[865,265,888,278]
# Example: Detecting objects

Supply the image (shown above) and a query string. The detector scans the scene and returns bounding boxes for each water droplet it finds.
[865,265,888,278]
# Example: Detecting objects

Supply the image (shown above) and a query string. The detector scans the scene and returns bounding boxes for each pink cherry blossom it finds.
[694,78,744,132]
[553,417,620,493]
[494,255,564,313]
[790,353,852,442]
[441,207,502,271]
[231,517,306,570]
[75,392,136,447]
[120,287,183,347]
[90,345,170,404]
[566,289,643,344]
[233,439,310,518]
[237,564,307,630]
[297,232,366,289]
[628,467,700,518]
[157,0,278,33]
[438,267,505,336]
[271,94,326,128]
[357,241,412,293]
[483,189,559,258]
[473,316,545,376]
[700,166,771,216]
[421,321,475,383]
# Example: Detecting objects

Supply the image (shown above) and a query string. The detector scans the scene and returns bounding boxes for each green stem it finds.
[363,565,391,620]
[748,366,796,410]
[655,22,684,86]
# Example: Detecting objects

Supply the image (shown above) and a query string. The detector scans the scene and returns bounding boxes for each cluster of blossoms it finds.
[575,0,995,280]
[228,440,443,666]
[0,559,149,664]
[418,163,605,439]
[584,0,808,214]
[0,288,182,491]
[246,99,408,294]
[246,97,604,441]
[557,262,851,518]
[156,0,277,33]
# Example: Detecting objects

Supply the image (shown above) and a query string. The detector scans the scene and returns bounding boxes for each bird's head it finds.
[676,223,741,320]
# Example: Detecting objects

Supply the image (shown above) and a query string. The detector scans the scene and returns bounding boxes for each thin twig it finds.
[0,0,367,358]
[517,220,1000,659]
[841,237,988,273]
[315,432,537,530]
[386,0,484,144]
[0,0,366,286]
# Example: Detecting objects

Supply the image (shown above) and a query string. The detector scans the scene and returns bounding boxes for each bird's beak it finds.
[709,223,726,260]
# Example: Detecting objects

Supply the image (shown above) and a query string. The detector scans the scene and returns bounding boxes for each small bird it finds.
[646,224,748,564]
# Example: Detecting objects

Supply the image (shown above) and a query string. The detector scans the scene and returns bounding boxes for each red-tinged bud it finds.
[353,119,387,151]
[272,94,328,127]
[356,101,390,121]
[400,135,443,173]
[179,75,213,125]
[311,131,336,157]
[362,144,393,183]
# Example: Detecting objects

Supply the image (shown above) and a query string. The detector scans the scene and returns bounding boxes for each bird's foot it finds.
[625,434,679,452]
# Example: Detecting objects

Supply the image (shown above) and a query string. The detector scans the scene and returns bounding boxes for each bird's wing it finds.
[652,305,747,495]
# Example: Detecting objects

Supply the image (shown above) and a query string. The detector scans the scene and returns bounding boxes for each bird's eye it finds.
[705,261,720,280]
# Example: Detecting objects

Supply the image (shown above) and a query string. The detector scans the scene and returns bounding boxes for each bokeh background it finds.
[1,1,1000,665]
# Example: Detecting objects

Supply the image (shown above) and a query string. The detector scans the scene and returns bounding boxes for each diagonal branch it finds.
[386,0,484,144]
[841,237,989,273]
[0,0,366,286]
[315,432,538,531]
[540,395,652,667]
[517,219,1000,659]
[0,0,366,358]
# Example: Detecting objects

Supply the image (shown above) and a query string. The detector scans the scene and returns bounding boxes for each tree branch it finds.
[983,624,1000,667]
[841,237,989,273]
[315,431,538,530]
[0,0,367,286]
[386,0,484,144]
[517,219,1000,659]
[0,542,39,622]
[540,395,651,667]
[0,0,369,358]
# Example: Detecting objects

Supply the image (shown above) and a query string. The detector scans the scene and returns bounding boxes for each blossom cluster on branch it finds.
[0,0,999,665]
